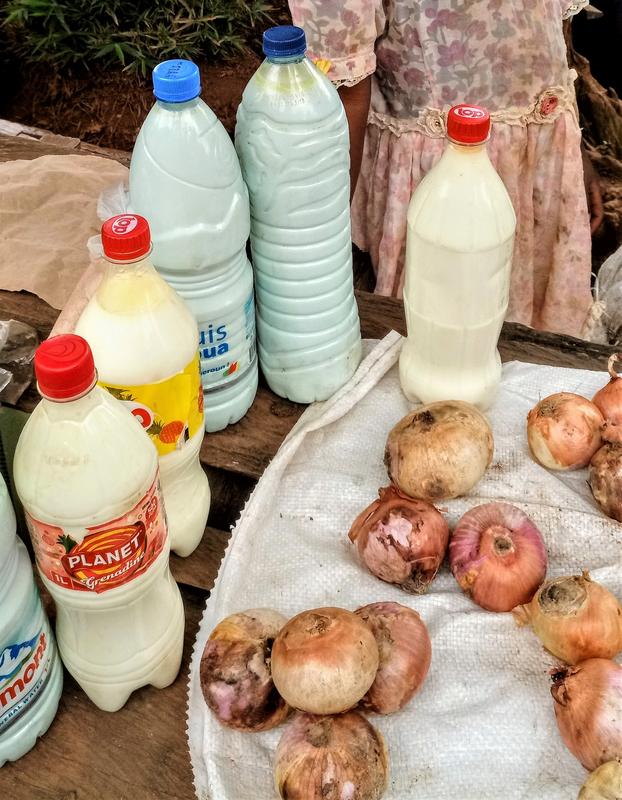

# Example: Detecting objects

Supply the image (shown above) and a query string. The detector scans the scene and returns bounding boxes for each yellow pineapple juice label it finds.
[98,353,204,456]
[26,478,167,593]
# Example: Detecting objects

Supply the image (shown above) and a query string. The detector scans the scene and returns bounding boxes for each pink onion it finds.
[552,658,622,771]
[527,392,603,470]
[348,485,449,594]
[589,442,622,522]
[274,711,388,800]
[593,353,622,443]
[449,502,547,612]
[355,601,431,715]
[200,608,290,732]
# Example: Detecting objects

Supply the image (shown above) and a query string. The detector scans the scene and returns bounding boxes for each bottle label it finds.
[26,477,168,594]
[199,289,257,391]
[0,598,55,733]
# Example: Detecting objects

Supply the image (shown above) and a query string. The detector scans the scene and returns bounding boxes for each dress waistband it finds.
[368,70,579,138]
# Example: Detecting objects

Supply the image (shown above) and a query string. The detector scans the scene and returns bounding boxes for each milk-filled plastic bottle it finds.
[400,105,516,410]
[0,474,62,765]
[129,60,258,433]
[235,26,363,403]
[14,335,184,712]
[75,214,210,558]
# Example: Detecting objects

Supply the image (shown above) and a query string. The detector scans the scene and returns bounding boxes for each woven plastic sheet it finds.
[187,332,621,799]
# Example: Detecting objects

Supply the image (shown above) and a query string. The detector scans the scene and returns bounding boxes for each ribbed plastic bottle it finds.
[75,214,210,558]
[235,26,363,403]
[129,59,258,432]
[14,335,185,712]
[0,474,62,765]
[400,105,516,410]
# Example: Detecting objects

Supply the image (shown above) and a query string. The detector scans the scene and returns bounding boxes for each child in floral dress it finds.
[288,0,601,337]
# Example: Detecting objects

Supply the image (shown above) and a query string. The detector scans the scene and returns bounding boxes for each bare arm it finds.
[338,76,372,199]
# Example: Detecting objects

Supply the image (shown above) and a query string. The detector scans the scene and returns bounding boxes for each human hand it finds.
[582,147,604,234]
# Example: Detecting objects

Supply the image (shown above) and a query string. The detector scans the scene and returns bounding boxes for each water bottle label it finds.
[99,352,204,455]
[0,599,54,733]
[199,289,257,391]
[26,477,168,593]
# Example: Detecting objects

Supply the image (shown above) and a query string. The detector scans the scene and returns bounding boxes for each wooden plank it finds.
[0,131,130,167]
[0,585,205,800]
[170,526,231,593]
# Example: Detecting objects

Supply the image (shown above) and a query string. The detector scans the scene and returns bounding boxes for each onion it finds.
[200,608,290,732]
[355,601,431,714]
[589,442,622,522]
[348,486,449,594]
[513,571,622,664]
[449,502,547,612]
[593,354,622,443]
[552,658,622,771]
[271,607,379,715]
[384,400,493,502]
[527,392,603,470]
[579,760,622,800]
[274,711,388,800]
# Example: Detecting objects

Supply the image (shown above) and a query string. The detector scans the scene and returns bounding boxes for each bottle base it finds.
[0,648,63,766]
[60,585,185,712]
[204,364,258,433]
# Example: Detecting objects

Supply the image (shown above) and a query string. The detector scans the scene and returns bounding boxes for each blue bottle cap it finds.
[262,26,307,59]
[152,59,201,103]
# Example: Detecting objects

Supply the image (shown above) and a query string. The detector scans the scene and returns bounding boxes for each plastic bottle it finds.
[75,214,210,558]
[14,335,184,712]
[399,105,516,410]
[0,474,62,765]
[129,59,258,433]
[235,26,363,403]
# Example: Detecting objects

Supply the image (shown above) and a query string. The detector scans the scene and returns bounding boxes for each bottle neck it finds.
[155,95,201,111]
[39,382,102,417]
[97,253,170,313]
[265,54,306,65]
[447,140,487,155]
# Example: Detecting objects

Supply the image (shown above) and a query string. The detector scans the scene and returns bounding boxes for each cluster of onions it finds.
[514,572,622,664]
[348,486,449,594]
[385,400,494,502]
[526,359,622,522]
[202,602,432,799]
[449,502,547,612]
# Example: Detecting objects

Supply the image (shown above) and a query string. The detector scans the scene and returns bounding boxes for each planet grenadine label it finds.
[26,478,167,593]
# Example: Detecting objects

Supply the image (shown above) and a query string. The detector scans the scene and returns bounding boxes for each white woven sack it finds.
[187,332,622,800]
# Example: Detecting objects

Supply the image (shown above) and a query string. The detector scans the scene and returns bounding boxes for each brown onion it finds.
[385,400,493,502]
[579,760,622,800]
[355,601,431,714]
[589,442,622,522]
[593,354,622,443]
[271,607,379,715]
[527,392,603,470]
[274,711,388,800]
[200,608,290,732]
[552,658,622,771]
[348,486,449,594]
[514,571,622,664]
[449,502,547,612]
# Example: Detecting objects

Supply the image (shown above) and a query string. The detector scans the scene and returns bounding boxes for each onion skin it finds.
[552,658,622,771]
[348,486,449,594]
[271,608,380,715]
[449,502,547,612]
[200,608,290,732]
[274,711,388,800]
[355,602,431,715]
[527,392,604,470]
[578,760,622,800]
[589,443,622,522]
[384,400,493,502]
[593,353,622,444]
[513,571,622,664]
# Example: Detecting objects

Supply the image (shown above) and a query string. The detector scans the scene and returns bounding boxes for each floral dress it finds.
[288,0,592,337]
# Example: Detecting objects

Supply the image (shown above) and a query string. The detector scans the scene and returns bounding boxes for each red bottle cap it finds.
[35,335,97,401]
[101,214,151,262]
[447,104,491,145]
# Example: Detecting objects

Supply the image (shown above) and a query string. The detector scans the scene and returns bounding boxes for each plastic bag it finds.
[583,244,622,345]
[86,181,129,260]
[0,320,38,405]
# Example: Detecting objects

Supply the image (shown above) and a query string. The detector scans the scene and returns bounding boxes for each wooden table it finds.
[0,130,617,799]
